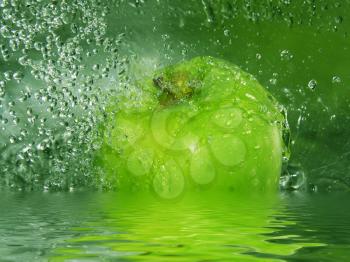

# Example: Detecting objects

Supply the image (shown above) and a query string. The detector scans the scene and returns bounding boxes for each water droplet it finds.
[209,135,246,167]
[280,49,293,61]
[332,76,341,83]
[308,79,317,90]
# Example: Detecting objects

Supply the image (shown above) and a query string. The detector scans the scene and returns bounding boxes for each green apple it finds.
[95,56,289,198]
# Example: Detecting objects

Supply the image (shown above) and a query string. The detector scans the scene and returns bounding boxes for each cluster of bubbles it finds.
[201,0,343,31]
[0,0,130,190]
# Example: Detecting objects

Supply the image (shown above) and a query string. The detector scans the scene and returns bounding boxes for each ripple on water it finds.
[2,192,349,261]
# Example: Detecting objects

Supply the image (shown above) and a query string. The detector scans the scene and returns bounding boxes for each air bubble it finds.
[308,79,317,90]
[280,49,293,61]
[332,76,341,83]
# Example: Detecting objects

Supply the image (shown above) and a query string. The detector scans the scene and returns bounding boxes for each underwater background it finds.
[1,0,350,261]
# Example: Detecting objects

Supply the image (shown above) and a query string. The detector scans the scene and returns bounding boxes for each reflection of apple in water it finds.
[96,56,288,199]
[50,193,322,260]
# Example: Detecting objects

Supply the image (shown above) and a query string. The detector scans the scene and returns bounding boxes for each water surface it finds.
[1,192,349,261]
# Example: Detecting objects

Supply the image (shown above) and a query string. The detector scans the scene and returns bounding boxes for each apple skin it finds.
[95,56,289,199]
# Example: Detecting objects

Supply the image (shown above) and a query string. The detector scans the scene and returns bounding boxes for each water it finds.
[1,0,350,191]
[0,191,349,261]
[1,1,350,261]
